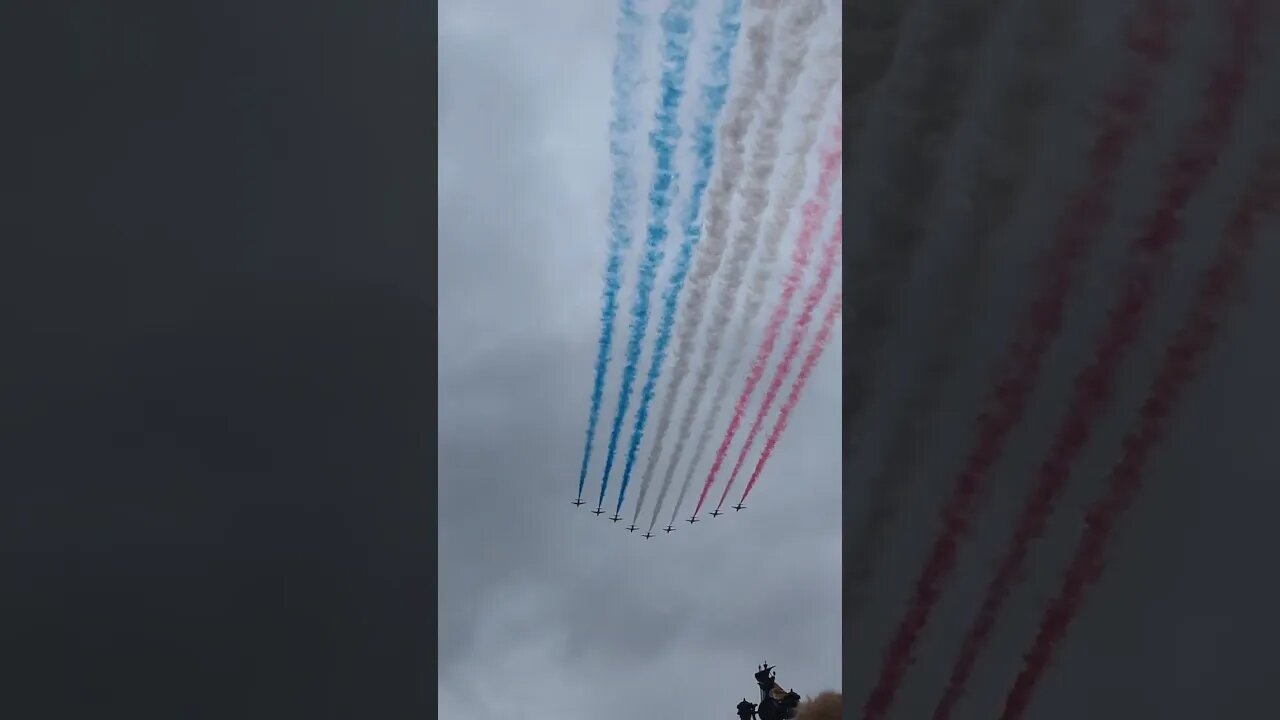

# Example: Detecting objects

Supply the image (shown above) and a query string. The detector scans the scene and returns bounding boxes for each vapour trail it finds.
[640,0,778,527]
[936,5,1263,717]
[862,1,1185,716]
[999,150,1279,720]
[738,272,843,506]
[626,0,769,526]
[696,0,831,509]
[659,32,842,532]
[740,293,844,508]
[717,212,843,513]
[690,118,843,520]
[669,2,872,530]
[844,0,1084,633]
[636,0,827,525]
[841,0,1014,452]
[596,0,699,513]
[574,0,644,503]
[619,0,744,520]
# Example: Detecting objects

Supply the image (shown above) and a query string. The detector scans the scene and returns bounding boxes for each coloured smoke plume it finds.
[934,3,1264,717]
[796,692,843,720]
[860,2,1195,717]
[1000,151,1279,720]
[574,0,643,503]
[845,0,1084,633]
[737,286,842,506]
[628,0,778,526]
[642,0,826,521]
[689,117,842,520]
[660,32,842,531]
[841,0,1011,451]
[595,0,696,511]
[619,0,744,521]
[717,217,841,512]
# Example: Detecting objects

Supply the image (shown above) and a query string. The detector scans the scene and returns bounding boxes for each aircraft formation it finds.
[570,0,843,539]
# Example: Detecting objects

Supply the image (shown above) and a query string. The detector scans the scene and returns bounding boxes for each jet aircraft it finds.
[572,499,585,507]
[686,516,699,524]
[592,507,605,516]
[733,503,746,511]
[663,526,675,533]
[710,509,723,517]
[610,514,622,522]
[642,532,653,539]
[627,525,637,532]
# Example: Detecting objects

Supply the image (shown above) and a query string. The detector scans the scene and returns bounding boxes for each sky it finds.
[438,1,843,719]
[442,1,1280,719]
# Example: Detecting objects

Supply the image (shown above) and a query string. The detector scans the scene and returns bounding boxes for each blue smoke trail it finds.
[575,0,644,503]
[597,0,700,511]
[615,0,743,516]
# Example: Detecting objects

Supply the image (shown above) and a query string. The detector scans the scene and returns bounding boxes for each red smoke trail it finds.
[998,153,1279,720]
[690,118,843,520]
[931,4,1263,718]
[739,290,842,505]
[861,2,1184,717]
[716,214,843,513]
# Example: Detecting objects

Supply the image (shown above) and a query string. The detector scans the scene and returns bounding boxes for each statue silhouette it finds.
[749,662,800,720]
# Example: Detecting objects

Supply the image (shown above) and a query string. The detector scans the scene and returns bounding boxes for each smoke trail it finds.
[845,0,1084,634]
[999,152,1278,720]
[717,214,843,512]
[841,0,1013,451]
[689,119,843,520]
[618,0,745,520]
[738,289,843,506]
[635,0,828,527]
[657,31,843,532]
[595,0,699,512]
[626,0,780,526]
[862,2,1184,717]
[936,7,1263,718]
[574,0,644,503]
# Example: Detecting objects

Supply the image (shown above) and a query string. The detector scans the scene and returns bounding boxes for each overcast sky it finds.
[438,2,842,718]
[440,1,1280,719]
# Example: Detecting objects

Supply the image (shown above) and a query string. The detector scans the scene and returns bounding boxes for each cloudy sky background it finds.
[439,2,842,719]
[439,1,1280,719]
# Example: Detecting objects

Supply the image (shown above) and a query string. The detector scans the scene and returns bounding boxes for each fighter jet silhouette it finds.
[572,498,585,507]
[627,525,637,532]
[710,509,723,517]
[663,526,675,533]
[686,515,699,524]
[733,503,746,511]
[642,532,654,539]
[592,507,605,516]
[610,514,622,522]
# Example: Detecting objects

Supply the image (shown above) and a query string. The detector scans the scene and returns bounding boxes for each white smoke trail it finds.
[657,1,838,530]
[844,0,1083,629]
[624,0,784,524]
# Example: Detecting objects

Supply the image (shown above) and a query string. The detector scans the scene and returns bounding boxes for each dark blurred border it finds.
[842,0,910,702]
[0,2,437,717]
